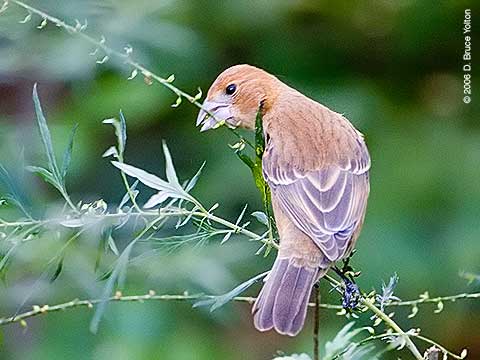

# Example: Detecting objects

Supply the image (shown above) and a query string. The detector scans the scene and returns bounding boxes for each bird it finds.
[196,64,370,336]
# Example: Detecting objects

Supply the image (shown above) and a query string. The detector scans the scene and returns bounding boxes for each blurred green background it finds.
[0,0,479,359]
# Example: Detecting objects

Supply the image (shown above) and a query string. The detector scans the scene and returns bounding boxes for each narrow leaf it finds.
[127,69,138,80]
[221,231,232,244]
[162,141,179,186]
[26,166,62,192]
[254,107,265,158]
[118,180,139,209]
[32,84,61,182]
[235,204,248,225]
[62,123,78,180]
[50,257,64,283]
[94,235,106,273]
[193,271,268,312]
[0,244,18,274]
[90,239,136,333]
[59,218,84,228]
[103,116,126,158]
[19,11,32,23]
[171,96,182,108]
[185,161,205,193]
[235,151,255,171]
[144,191,180,209]
[107,236,119,256]
[251,211,268,226]
[0,163,31,217]
[102,146,118,158]
[111,161,172,192]
[118,110,127,156]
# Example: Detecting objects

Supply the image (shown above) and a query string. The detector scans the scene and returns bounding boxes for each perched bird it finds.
[196,64,370,336]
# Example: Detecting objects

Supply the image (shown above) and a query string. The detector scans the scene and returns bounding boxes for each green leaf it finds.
[111,161,173,192]
[193,271,268,312]
[185,161,205,193]
[0,163,31,217]
[171,96,182,108]
[162,141,180,186]
[254,106,265,159]
[102,113,126,159]
[102,146,119,158]
[61,123,78,180]
[144,190,183,209]
[90,239,136,333]
[235,204,248,225]
[220,231,233,244]
[221,204,248,244]
[251,211,268,226]
[50,257,64,283]
[118,180,139,209]
[118,110,127,156]
[107,235,119,256]
[59,218,85,228]
[26,166,62,192]
[94,236,106,273]
[234,151,255,171]
[0,245,17,274]
[97,268,113,281]
[32,84,61,182]
[324,322,377,360]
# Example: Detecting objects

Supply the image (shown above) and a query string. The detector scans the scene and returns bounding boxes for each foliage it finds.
[0,1,479,360]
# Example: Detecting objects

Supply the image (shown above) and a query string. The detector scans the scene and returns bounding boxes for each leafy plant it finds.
[0,2,476,359]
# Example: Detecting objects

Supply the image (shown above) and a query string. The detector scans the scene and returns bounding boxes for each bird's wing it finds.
[263,111,370,262]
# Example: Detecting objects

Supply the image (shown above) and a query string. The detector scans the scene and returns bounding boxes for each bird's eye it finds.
[225,84,237,95]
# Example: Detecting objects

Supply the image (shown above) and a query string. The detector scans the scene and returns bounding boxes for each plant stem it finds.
[119,169,141,212]
[325,274,423,360]
[59,188,79,214]
[10,0,253,148]
[313,284,320,360]
[367,299,423,359]
[0,292,341,326]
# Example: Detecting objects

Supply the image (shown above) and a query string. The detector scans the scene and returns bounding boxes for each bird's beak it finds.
[196,100,234,132]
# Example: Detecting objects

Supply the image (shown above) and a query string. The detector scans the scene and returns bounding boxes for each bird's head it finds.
[196,64,281,131]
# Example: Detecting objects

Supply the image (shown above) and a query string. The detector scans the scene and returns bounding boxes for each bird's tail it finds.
[252,256,326,336]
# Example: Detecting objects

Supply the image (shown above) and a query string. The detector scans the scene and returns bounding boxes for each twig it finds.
[9,0,254,149]
[325,274,424,360]
[336,331,467,360]
[0,292,342,326]
[1,3,476,358]
[313,284,320,360]
[386,292,480,307]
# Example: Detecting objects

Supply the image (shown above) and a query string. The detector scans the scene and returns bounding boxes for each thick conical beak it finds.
[196,100,233,132]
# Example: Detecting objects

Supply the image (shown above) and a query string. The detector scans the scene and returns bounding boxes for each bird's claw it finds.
[342,279,360,310]
[333,259,361,311]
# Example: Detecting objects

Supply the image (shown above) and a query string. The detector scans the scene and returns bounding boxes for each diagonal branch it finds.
[9,0,253,148]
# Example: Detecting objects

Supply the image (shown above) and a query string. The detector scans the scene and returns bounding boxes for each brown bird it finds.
[196,64,370,336]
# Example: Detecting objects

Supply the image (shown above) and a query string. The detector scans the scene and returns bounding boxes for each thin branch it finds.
[10,0,253,149]
[325,274,423,360]
[0,4,476,359]
[313,285,320,360]
[336,331,467,360]
[0,292,342,326]
[386,292,480,307]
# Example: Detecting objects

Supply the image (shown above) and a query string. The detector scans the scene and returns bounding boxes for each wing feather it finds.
[263,109,370,262]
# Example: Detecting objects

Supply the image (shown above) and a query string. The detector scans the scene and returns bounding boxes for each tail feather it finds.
[253,258,289,331]
[253,257,322,336]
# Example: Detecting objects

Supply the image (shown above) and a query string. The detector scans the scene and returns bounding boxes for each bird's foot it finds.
[333,258,361,311]
[341,279,360,310]
[340,249,362,281]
